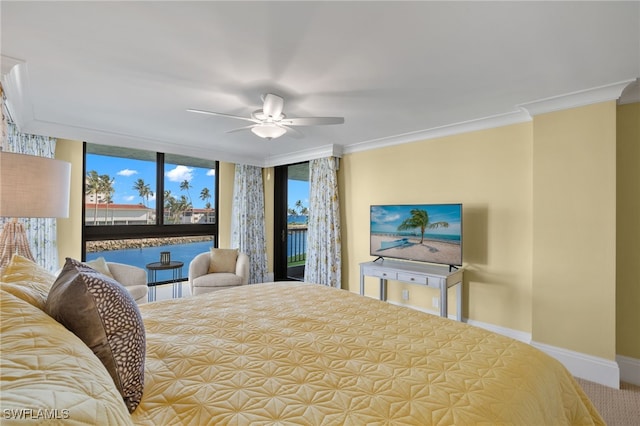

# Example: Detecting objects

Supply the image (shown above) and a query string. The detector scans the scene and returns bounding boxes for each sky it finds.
[287,179,309,213]
[86,154,216,209]
[87,154,309,211]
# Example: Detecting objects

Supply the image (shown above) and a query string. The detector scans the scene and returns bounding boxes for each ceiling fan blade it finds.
[225,124,257,134]
[281,117,345,126]
[187,108,259,123]
[281,125,304,139]
[262,93,284,118]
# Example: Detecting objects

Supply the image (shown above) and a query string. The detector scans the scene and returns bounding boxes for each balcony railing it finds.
[287,227,307,266]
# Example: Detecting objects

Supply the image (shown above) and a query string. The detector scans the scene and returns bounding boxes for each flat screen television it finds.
[370,203,462,267]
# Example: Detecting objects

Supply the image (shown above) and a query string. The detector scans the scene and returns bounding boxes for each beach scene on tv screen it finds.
[370,204,462,265]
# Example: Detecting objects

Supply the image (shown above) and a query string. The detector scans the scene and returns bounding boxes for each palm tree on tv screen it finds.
[397,209,449,244]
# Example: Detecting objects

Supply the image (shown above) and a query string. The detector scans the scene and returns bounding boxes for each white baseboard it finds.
[617,355,640,386]
[530,341,620,389]
[465,318,532,344]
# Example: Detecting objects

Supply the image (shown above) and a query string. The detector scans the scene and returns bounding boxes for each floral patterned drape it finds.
[231,164,268,284]
[304,157,341,287]
[1,101,59,272]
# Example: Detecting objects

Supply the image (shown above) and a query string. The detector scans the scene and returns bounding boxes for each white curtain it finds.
[304,157,341,287]
[231,164,268,284]
[1,103,59,272]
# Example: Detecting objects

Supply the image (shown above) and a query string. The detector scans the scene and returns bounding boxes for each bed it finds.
[2,263,603,425]
[0,256,604,426]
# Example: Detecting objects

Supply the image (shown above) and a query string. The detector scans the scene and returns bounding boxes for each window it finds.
[83,143,218,284]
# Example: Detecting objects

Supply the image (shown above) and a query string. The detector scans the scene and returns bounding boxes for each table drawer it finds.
[396,272,428,285]
[367,268,397,280]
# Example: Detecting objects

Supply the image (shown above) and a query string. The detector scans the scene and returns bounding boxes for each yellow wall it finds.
[55,138,83,266]
[616,102,640,359]
[340,122,533,332]
[531,102,617,359]
[217,162,235,248]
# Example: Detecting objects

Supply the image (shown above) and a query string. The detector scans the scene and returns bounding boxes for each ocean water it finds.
[86,241,213,282]
[87,234,308,283]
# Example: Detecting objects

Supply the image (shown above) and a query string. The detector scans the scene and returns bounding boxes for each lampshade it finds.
[251,124,286,140]
[0,151,71,218]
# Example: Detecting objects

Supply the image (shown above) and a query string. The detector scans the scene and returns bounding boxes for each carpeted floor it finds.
[576,378,640,426]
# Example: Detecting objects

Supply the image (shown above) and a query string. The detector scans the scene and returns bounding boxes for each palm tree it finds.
[133,178,153,224]
[100,174,115,224]
[176,195,191,223]
[200,187,211,210]
[164,190,174,223]
[180,179,192,207]
[397,209,449,244]
[133,178,153,207]
[85,170,102,224]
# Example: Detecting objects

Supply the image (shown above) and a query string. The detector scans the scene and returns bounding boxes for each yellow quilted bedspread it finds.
[133,282,603,425]
[1,290,133,425]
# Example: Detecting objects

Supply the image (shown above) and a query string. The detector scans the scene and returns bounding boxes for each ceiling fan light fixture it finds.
[251,123,286,140]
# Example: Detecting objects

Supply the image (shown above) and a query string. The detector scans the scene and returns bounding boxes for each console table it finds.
[359,260,464,321]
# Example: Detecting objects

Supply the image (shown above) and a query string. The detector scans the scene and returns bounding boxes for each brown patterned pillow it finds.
[45,258,145,412]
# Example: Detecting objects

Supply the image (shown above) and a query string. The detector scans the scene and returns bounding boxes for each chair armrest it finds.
[107,262,147,287]
[236,253,250,285]
[188,252,211,284]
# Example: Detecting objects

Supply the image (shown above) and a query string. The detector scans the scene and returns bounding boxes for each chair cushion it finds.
[208,248,238,273]
[45,258,146,413]
[84,256,114,278]
[193,272,243,288]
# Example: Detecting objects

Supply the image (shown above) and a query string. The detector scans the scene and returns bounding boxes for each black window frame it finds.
[81,142,219,260]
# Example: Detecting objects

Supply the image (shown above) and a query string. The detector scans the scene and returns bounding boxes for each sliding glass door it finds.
[273,162,309,281]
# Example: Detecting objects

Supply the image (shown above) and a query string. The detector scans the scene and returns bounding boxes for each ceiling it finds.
[2,1,638,167]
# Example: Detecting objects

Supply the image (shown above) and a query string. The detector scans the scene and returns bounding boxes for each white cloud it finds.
[166,165,194,182]
[206,169,216,176]
[123,195,136,202]
[117,169,138,177]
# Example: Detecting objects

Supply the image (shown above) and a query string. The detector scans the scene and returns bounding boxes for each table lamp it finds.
[0,151,71,267]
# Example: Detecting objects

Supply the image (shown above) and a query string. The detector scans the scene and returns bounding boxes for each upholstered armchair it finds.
[189,250,250,296]
[106,262,149,304]
[60,258,149,304]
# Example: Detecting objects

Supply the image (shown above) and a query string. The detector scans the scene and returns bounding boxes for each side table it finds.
[145,261,184,302]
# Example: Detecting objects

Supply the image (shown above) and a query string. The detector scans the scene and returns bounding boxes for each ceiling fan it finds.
[187,93,344,140]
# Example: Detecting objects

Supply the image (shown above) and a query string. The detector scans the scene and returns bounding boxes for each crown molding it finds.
[618,78,640,105]
[518,79,636,116]
[1,57,34,130]
[343,109,531,155]
[264,144,343,168]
